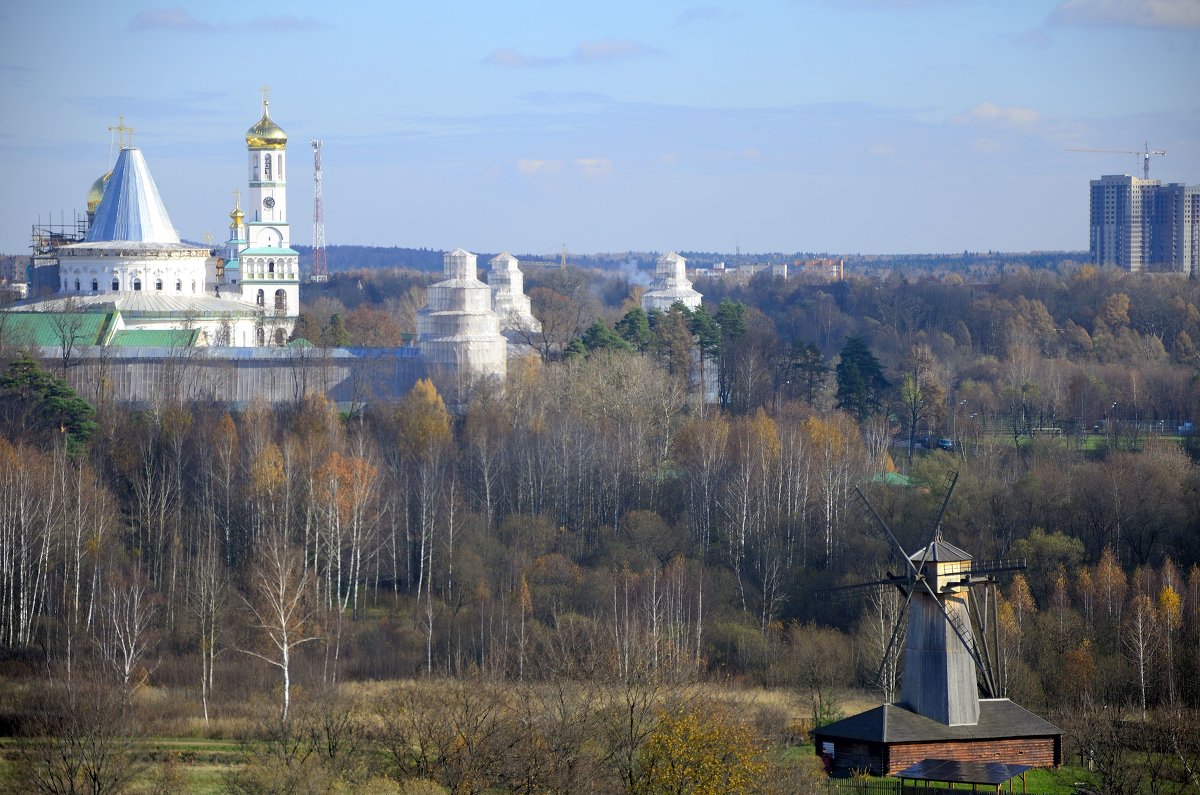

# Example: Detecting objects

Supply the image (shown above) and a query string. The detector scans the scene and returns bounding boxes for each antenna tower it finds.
[310,139,329,282]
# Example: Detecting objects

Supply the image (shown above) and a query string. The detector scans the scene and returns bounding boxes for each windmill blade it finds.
[964,558,1026,579]
[818,576,906,599]
[967,581,1000,697]
[925,471,959,542]
[873,586,915,693]
[853,487,921,582]
[917,577,996,697]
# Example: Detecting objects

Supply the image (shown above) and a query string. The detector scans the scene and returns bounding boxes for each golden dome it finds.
[230,204,244,225]
[246,98,287,149]
[87,169,112,213]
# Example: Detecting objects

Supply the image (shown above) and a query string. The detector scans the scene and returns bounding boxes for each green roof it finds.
[873,471,915,487]
[286,338,313,348]
[0,311,114,347]
[110,328,199,347]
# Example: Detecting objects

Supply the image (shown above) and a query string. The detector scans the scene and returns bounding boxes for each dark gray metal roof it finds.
[896,758,1033,785]
[812,700,1061,744]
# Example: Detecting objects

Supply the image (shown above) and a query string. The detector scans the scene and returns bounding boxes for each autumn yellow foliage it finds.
[636,702,767,795]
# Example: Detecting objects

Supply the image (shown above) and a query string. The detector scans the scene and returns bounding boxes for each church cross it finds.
[261,85,271,112]
[108,115,134,148]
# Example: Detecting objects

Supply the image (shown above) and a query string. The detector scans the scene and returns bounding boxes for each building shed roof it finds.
[812,700,1061,744]
[896,758,1032,786]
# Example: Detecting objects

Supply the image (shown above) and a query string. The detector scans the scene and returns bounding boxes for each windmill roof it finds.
[812,700,1060,744]
[910,537,972,563]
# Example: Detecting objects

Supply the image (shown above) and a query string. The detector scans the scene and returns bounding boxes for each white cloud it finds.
[517,159,563,175]
[1049,0,1200,29]
[485,39,656,68]
[950,102,1040,128]
[574,158,613,177]
[128,6,327,32]
[129,7,224,32]
[484,49,559,68]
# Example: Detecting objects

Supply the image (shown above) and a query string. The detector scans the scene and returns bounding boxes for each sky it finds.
[1,0,1197,256]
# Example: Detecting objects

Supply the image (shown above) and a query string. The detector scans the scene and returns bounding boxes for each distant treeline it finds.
[290,245,1090,277]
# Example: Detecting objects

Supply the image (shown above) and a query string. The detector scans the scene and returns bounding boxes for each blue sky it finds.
[1,0,1197,256]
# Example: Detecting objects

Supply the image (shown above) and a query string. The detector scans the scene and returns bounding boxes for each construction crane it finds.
[1067,141,1166,180]
[310,139,328,282]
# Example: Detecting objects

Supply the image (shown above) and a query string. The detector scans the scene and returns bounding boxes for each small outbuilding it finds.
[811,699,1062,777]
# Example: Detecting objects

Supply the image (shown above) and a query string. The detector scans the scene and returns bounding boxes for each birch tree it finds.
[241,532,319,721]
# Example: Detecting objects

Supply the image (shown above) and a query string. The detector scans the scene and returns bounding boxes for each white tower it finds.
[642,251,702,312]
[488,252,541,334]
[417,249,507,401]
[239,87,299,345]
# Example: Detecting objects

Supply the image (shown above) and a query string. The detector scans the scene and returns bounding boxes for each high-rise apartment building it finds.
[1090,175,1199,276]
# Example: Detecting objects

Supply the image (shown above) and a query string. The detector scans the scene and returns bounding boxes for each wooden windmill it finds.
[830,473,1026,726]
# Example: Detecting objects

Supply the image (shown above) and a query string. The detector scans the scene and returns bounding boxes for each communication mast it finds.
[310,139,328,282]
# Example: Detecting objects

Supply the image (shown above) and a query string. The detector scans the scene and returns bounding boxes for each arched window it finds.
[155,279,163,291]
[112,278,119,291]
[277,156,283,180]
[256,289,265,307]
[264,154,272,179]
[268,260,275,274]
[133,279,142,291]
[274,289,287,314]
[175,280,182,291]
[256,327,265,346]
[191,280,196,292]
[74,279,80,291]
[91,279,98,291]
[274,328,285,346]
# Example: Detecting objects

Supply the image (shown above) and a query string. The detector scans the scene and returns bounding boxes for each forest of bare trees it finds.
[1,261,1199,792]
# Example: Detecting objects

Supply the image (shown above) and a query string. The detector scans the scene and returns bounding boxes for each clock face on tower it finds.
[263,196,276,209]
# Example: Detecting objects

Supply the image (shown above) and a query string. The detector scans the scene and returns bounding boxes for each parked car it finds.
[936,438,954,452]
[1180,421,1195,435]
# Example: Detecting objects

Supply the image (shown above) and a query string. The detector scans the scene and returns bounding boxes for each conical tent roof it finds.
[85,147,179,244]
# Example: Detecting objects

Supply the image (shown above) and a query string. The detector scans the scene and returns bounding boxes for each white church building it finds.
[9,93,299,347]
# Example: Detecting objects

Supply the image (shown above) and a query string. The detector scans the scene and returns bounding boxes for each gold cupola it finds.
[230,193,245,227]
[87,169,113,215]
[245,90,287,150]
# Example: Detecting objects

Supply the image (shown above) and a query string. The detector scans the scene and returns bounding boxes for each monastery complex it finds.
[2,93,703,406]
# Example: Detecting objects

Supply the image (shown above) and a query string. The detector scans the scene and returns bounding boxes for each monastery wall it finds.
[50,346,424,408]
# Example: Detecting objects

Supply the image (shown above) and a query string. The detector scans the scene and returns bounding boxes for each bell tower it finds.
[239,87,300,344]
[245,85,288,241]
